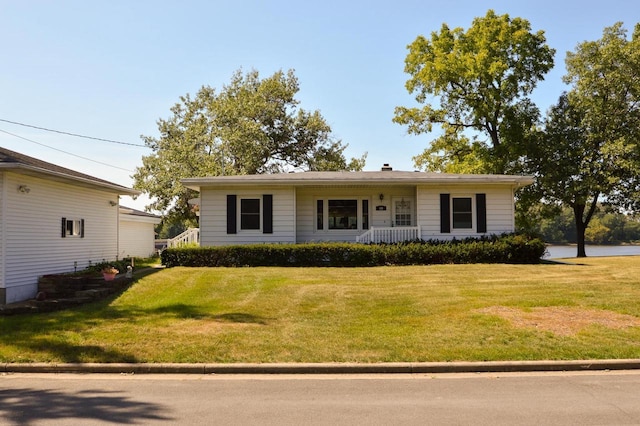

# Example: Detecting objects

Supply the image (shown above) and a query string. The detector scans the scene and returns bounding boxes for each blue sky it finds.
[1,0,638,211]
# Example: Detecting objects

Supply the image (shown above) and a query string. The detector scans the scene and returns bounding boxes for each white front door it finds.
[392,197,413,227]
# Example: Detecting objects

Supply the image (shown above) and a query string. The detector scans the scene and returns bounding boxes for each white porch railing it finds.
[167,228,200,248]
[356,226,421,244]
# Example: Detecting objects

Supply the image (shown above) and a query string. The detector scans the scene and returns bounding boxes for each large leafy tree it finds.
[526,23,640,257]
[526,93,601,257]
[134,68,366,226]
[394,10,555,173]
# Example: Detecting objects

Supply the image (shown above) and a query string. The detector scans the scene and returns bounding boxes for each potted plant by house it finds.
[101,266,119,281]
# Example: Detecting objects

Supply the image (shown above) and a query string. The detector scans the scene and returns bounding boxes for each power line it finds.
[0,118,148,147]
[0,128,135,172]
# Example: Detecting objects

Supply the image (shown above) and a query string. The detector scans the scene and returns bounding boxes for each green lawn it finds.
[2,257,640,363]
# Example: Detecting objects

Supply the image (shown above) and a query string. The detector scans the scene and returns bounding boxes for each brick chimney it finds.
[381,163,393,171]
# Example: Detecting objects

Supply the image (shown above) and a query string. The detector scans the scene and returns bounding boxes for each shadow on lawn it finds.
[0,387,173,425]
[149,304,269,324]
[213,312,268,325]
[20,339,139,363]
[0,288,269,362]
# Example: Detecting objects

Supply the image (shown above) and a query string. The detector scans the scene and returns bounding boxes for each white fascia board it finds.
[182,173,535,191]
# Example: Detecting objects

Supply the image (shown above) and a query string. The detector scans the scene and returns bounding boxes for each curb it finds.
[2,360,640,375]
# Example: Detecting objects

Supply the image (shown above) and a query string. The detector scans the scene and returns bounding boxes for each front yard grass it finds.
[2,257,640,363]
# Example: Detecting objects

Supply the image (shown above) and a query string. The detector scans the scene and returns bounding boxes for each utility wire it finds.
[0,128,134,172]
[0,118,147,147]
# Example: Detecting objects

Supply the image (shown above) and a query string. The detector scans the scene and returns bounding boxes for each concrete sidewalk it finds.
[3,359,640,374]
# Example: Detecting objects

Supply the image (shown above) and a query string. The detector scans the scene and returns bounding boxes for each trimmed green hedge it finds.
[161,234,546,267]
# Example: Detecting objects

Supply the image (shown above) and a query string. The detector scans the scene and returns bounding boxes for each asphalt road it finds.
[1,371,640,425]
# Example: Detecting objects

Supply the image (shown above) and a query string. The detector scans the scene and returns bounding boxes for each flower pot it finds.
[103,272,117,281]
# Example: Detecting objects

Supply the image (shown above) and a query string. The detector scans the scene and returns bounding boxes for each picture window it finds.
[328,199,358,230]
[315,198,370,231]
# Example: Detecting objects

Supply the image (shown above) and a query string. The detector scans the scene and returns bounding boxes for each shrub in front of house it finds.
[85,260,132,276]
[161,234,546,267]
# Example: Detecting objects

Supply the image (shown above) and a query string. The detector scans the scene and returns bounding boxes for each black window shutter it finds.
[476,194,487,233]
[61,217,67,238]
[263,194,273,234]
[440,194,450,233]
[80,219,85,238]
[316,200,324,230]
[227,195,237,234]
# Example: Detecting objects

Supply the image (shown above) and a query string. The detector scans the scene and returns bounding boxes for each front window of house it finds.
[316,198,370,231]
[452,197,473,229]
[328,200,358,229]
[240,198,261,230]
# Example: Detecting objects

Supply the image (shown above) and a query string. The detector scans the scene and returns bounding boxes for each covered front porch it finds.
[167,226,423,247]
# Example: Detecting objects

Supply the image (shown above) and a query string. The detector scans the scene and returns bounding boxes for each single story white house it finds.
[119,206,162,258]
[0,147,139,304]
[181,165,534,246]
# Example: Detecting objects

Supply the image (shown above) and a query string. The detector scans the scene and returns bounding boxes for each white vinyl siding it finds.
[119,217,159,258]
[199,187,295,246]
[2,172,120,303]
[416,185,515,240]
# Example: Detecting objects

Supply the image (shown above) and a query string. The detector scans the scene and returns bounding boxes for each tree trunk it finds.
[573,197,599,258]
[574,204,587,258]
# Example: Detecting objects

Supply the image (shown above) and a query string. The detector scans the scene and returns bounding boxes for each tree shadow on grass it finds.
[0,387,173,425]
[19,339,138,363]
[212,312,268,325]
[148,304,211,319]
[541,259,590,266]
[0,303,269,363]
[149,304,269,324]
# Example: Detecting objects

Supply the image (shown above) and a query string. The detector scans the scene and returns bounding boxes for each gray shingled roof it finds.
[0,146,139,195]
[182,170,534,190]
[119,206,161,219]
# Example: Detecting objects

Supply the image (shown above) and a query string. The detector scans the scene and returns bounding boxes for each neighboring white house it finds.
[118,206,161,258]
[0,147,139,304]
[181,165,534,247]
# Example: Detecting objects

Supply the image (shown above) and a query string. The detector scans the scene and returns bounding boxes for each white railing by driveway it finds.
[167,228,200,248]
[356,226,421,244]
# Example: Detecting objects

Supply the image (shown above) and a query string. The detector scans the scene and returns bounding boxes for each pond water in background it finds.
[545,245,640,259]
